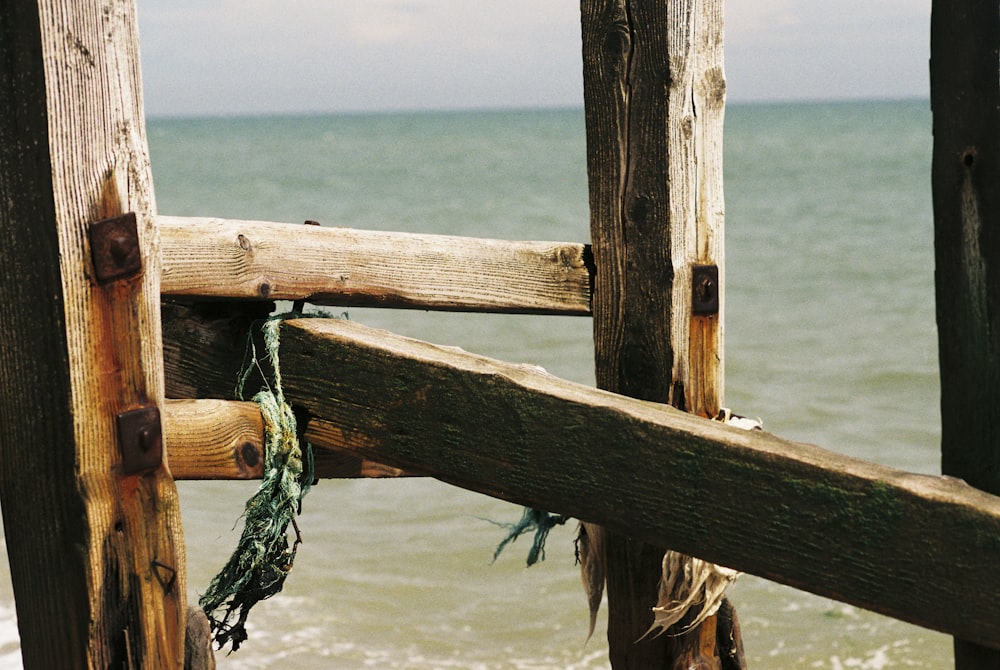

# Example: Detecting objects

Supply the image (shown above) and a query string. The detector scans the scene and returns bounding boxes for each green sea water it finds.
[0,100,949,668]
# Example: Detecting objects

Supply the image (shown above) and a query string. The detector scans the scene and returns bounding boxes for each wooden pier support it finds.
[0,0,186,666]
[931,1,1000,667]
[580,0,731,666]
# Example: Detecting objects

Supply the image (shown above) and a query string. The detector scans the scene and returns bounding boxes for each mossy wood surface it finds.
[160,216,592,315]
[0,0,186,666]
[262,317,1000,649]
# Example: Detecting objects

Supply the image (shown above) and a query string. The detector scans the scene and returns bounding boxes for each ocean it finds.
[0,100,949,668]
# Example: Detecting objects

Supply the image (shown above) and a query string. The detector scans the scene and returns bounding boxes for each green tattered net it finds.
[198,313,566,651]
[200,317,312,652]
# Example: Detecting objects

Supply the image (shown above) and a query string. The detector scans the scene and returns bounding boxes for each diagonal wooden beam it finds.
[244,316,1000,649]
[159,216,592,315]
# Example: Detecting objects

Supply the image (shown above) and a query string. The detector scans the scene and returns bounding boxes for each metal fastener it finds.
[89,212,142,283]
[691,264,719,315]
[117,406,162,475]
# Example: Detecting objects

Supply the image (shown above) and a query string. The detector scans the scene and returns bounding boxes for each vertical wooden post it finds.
[580,0,728,667]
[930,1,1000,668]
[0,0,186,667]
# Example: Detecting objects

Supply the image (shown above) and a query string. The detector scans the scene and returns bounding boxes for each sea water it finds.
[0,100,950,667]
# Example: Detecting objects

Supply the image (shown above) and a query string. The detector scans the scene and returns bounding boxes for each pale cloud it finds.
[724,0,931,101]
[341,3,425,45]
[727,0,800,41]
[137,1,931,116]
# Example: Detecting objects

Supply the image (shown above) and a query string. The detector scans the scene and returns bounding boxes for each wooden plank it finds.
[164,400,266,480]
[160,303,410,480]
[580,0,730,665]
[0,1,186,667]
[931,1,1000,667]
[580,4,674,662]
[159,216,592,315]
[164,399,408,480]
[270,317,1000,649]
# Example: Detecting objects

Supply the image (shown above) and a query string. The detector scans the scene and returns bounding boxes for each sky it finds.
[138,1,933,118]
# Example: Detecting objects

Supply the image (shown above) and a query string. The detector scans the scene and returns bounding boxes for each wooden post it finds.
[580,0,729,667]
[930,1,1000,668]
[0,0,186,667]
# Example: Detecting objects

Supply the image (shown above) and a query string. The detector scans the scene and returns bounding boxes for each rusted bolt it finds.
[90,212,142,283]
[691,264,719,316]
[117,406,162,475]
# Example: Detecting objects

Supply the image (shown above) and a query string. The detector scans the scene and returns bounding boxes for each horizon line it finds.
[145,95,929,123]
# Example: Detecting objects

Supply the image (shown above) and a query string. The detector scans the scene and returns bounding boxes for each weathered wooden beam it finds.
[265,317,1000,649]
[931,1,1000,667]
[160,302,410,479]
[0,0,186,666]
[159,216,592,315]
[163,399,407,480]
[580,0,730,666]
[164,400,265,480]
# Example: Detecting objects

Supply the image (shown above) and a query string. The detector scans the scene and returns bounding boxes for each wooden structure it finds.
[0,1,998,668]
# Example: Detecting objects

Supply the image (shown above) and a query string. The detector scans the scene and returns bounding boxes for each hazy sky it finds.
[138,1,932,117]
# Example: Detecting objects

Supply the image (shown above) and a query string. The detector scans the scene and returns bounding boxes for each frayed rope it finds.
[486,507,569,567]
[200,315,314,652]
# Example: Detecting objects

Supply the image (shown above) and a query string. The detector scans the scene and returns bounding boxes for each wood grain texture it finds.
[0,1,186,666]
[581,4,674,662]
[931,1,1000,666]
[161,304,410,480]
[581,0,727,665]
[164,400,266,480]
[160,216,592,315]
[272,317,1000,649]
[164,399,408,480]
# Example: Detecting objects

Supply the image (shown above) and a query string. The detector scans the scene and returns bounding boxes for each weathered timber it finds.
[162,299,276,401]
[163,399,407,480]
[254,317,1000,649]
[0,0,186,666]
[164,400,266,480]
[580,0,729,666]
[159,216,592,314]
[161,302,409,479]
[931,1,1000,667]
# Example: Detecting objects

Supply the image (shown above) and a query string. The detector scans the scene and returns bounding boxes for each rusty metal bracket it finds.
[117,406,162,475]
[691,264,719,316]
[89,212,142,283]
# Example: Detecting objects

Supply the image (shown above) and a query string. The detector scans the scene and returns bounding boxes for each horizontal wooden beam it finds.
[260,317,1000,649]
[163,399,407,480]
[163,399,264,480]
[159,216,592,315]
